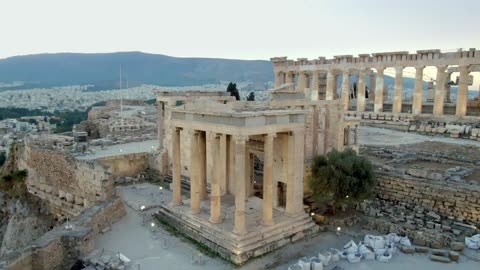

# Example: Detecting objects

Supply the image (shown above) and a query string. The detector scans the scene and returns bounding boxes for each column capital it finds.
[436,66,448,72]
[358,68,368,75]
[233,135,248,144]
[264,133,277,139]
[414,66,425,71]
[394,66,404,74]
[459,65,470,73]
[375,67,385,73]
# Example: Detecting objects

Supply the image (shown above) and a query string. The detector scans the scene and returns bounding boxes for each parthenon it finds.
[271,48,480,117]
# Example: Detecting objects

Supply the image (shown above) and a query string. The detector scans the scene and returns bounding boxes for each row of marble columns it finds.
[275,65,471,116]
[170,128,305,235]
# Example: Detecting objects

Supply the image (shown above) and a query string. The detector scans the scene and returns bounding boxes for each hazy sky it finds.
[1,0,479,60]
[1,0,480,89]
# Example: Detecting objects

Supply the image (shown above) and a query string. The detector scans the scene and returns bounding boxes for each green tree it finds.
[309,148,376,214]
[226,82,240,101]
[246,92,255,101]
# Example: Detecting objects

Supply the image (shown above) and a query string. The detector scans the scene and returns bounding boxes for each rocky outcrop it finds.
[0,198,56,258]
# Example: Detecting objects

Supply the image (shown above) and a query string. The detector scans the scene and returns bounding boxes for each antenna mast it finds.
[120,66,124,126]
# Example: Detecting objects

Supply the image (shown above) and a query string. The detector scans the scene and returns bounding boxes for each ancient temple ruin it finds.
[271,48,480,116]
[154,88,359,264]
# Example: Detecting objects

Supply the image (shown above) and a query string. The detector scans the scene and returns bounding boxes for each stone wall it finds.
[376,170,480,224]
[20,144,114,218]
[2,198,125,270]
[98,153,149,178]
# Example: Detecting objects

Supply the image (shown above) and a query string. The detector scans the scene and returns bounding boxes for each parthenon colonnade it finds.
[272,48,480,117]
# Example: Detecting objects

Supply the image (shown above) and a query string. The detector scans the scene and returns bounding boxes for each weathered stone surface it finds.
[400,246,416,254]
[415,246,430,253]
[450,241,465,251]
[430,255,452,263]
[448,251,460,262]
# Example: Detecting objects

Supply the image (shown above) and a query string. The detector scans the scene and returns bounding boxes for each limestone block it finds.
[75,196,84,205]
[425,125,432,133]
[58,190,66,199]
[66,193,74,203]
[449,251,460,261]
[430,255,452,263]
[472,128,480,137]
[450,241,465,251]
[415,246,429,253]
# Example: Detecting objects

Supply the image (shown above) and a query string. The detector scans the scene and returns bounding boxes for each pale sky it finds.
[1,0,480,88]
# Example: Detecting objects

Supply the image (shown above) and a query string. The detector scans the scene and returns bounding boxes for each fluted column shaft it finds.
[190,131,201,214]
[262,134,275,225]
[341,71,350,111]
[311,72,319,100]
[286,72,294,84]
[157,101,164,150]
[393,67,404,113]
[325,71,335,100]
[369,72,376,101]
[233,135,247,235]
[412,66,425,115]
[297,72,306,92]
[374,68,385,112]
[285,130,305,216]
[357,69,367,112]
[456,66,469,116]
[274,72,281,88]
[171,128,182,206]
[433,66,447,115]
[209,134,222,223]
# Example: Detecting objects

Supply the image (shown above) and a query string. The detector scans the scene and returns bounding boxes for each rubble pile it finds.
[360,199,479,249]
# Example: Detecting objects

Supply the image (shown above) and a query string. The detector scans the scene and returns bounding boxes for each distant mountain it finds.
[1,52,471,96]
[0,52,274,90]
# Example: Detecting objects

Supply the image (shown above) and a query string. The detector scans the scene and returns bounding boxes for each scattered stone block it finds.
[431,249,448,257]
[400,246,415,254]
[449,251,460,262]
[450,241,465,251]
[430,255,452,263]
[415,246,429,253]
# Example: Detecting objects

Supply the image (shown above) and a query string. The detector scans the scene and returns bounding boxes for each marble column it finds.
[199,132,207,200]
[286,72,294,84]
[412,66,425,115]
[341,71,350,111]
[456,66,469,116]
[357,69,367,112]
[311,71,319,100]
[332,75,338,99]
[433,66,447,115]
[209,134,222,223]
[369,71,376,101]
[262,133,275,225]
[274,72,282,88]
[325,71,335,100]
[393,66,404,113]
[297,72,306,92]
[285,130,305,216]
[233,135,247,235]
[445,72,453,103]
[219,134,227,195]
[157,101,164,150]
[190,130,201,214]
[171,127,182,206]
[374,68,385,112]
